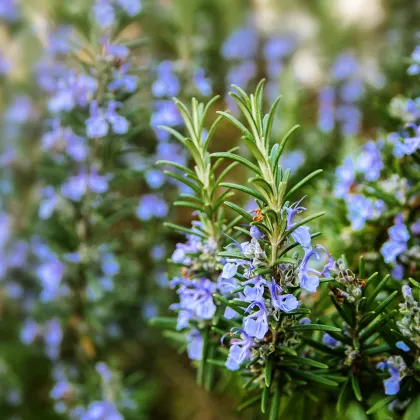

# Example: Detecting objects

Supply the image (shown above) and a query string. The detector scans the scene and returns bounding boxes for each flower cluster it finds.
[221,22,297,110]
[333,44,420,279]
[155,83,345,416]
[0,4,163,417]
[318,52,366,136]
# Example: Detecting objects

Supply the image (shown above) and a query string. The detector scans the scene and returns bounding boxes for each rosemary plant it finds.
[152,96,239,389]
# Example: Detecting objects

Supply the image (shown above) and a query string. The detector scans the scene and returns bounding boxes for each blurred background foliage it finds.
[0,0,419,419]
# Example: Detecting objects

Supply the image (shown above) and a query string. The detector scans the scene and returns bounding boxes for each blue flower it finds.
[250,225,264,240]
[151,100,183,128]
[396,341,410,352]
[222,27,257,60]
[96,362,112,381]
[334,157,355,198]
[116,0,142,16]
[408,46,420,75]
[61,168,111,201]
[356,141,383,181]
[381,214,410,264]
[279,150,305,172]
[322,333,340,348]
[39,186,58,220]
[298,249,321,292]
[339,78,364,103]
[263,36,295,61]
[270,279,299,312]
[36,257,65,302]
[108,64,138,92]
[0,54,11,75]
[152,61,180,98]
[65,130,88,162]
[44,318,63,360]
[186,329,203,360]
[285,198,312,250]
[81,401,123,420]
[222,262,238,279]
[331,53,359,81]
[244,301,268,340]
[377,356,406,396]
[225,329,253,371]
[336,104,361,136]
[100,253,120,277]
[86,100,129,138]
[193,68,212,96]
[345,194,383,231]
[0,0,19,21]
[93,1,115,28]
[20,318,39,344]
[175,278,217,321]
[391,264,404,280]
[145,169,165,189]
[243,276,266,302]
[136,194,168,220]
[86,102,108,137]
[318,86,335,133]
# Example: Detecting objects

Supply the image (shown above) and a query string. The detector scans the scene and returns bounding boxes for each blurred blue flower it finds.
[136,194,168,220]
[186,329,203,360]
[331,53,359,81]
[93,0,115,28]
[116,0,142,16]
[381,214,410,264]
[152,61,180,98]
[81,401,123,420]
[318,86,335,133]
[334,157,355,198]
[222,27,257,60]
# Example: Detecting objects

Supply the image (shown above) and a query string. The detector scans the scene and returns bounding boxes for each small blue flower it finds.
[44,318,63,360]
[145,169,165,189]
[116,0,142,16]
[396,341,410,352]
[250,225,264,239]
[391,264,404,281]
[225,329,253,371]
[93,1,115,28]
[81,401,123,420]
[152,61,180,98]
[193,68,212,96]
[356,141,383,182]
[270,279,299,312]
[222,262,238,279]
[222,27,258,60]
[331,53,359,81]
[243,276,265,302]
[318,86,335,133]
[86,101,109,138]
[381,214,410,264]
[244,300,268,340]
[20,318,39,344]
[96,362,112,381]
[322,333,340,348]
[186,329,203,360]
[136,194,168,220]
[334,157,355,198]
[39,186,58,220]
[377,356,406,396]
[285,199,312,250]
[298,249,321,292]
